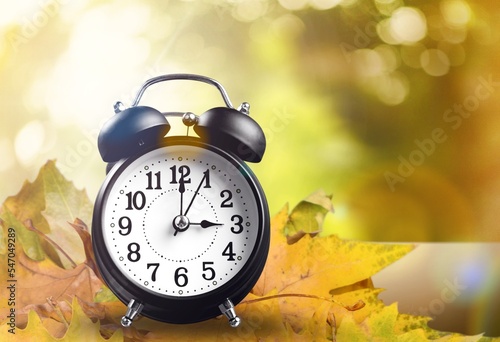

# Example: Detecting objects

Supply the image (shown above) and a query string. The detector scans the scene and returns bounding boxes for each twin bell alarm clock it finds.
[91,74,270,328]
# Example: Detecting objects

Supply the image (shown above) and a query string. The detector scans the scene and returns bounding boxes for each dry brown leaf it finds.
[0,247,102,325]
[0,160,92,267]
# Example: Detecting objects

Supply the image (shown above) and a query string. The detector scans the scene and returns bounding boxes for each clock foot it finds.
[218,298,241,328]
[121,299,144,327]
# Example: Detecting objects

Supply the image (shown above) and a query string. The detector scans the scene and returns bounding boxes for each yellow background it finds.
[1,0,499,242]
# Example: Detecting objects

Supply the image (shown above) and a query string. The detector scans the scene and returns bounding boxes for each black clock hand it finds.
[183,170,209,216]
[179,179,185,216]
[190,220,223,228]
[171,180,187,236]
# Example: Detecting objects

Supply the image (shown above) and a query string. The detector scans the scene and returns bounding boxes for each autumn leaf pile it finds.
[0,161,496,341]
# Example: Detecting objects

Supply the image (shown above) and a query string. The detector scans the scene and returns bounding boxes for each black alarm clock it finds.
[91,74,270,328]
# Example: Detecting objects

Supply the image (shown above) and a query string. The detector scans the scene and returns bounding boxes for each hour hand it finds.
[191,220,223,228]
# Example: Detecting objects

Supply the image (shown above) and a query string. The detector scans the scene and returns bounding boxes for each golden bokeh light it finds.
[440,0,472,28]
[373,71,409,105]
[389,7,427,44]
[232,0,269,22]
[309,0,342,10]
[14,120,46,166]
[420,48,450,76]
[278,0,309,11]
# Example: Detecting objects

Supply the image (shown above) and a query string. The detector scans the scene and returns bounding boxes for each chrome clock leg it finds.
[121,299,144,327]
[218,298,241,328]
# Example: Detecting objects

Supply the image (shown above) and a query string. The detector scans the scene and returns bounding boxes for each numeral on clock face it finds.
[202,261,216,281]
[146,171,162,190]
[220,190,233,208]
[174,267,188,287]
[118,216,132,236]
[125,191,146,210]
[127,243,141,262]
[170,165,191,184]
[103,145,260,296]
[147,263,159,281]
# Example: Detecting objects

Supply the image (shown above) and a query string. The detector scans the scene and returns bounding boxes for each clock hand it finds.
[190,220,224,228]
[183,170,209,216]
[171,181,187,236]
[179,179,185,216]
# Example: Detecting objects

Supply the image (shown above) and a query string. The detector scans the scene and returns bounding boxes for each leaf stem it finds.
[328,312,337,342]
[25,219,77,268]
[240,293,365,312]
[46,297,70,329]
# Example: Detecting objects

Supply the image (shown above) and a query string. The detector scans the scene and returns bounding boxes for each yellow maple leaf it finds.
[336,304,490,342]
[254,201,414,297]
[251,196,413,333]
[100,291,315,342]
[0,298,122,342]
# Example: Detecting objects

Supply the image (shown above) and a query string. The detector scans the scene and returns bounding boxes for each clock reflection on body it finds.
[92,74,270,328]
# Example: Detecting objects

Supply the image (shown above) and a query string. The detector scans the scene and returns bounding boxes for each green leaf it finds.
[283,189,334,244]
[0,209,45,260]
[0,160,92,267]
[0,162,50,260]
[41,162,92,268]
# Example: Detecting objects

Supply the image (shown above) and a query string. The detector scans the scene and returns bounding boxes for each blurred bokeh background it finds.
[2,0,500,243]
[1,0,500,242]
[1,0,499,336]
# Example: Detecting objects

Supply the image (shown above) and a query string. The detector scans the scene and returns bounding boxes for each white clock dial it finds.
[101,144,261,297]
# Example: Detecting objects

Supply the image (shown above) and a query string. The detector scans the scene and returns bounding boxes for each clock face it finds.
[99,142,264,298]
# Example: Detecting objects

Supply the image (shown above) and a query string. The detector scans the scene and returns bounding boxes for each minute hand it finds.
[183,170,209,216]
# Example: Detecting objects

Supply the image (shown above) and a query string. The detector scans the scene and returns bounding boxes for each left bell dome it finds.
[98,106,170,162]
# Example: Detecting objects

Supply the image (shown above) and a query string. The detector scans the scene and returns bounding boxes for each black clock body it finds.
[92,136,270,324]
